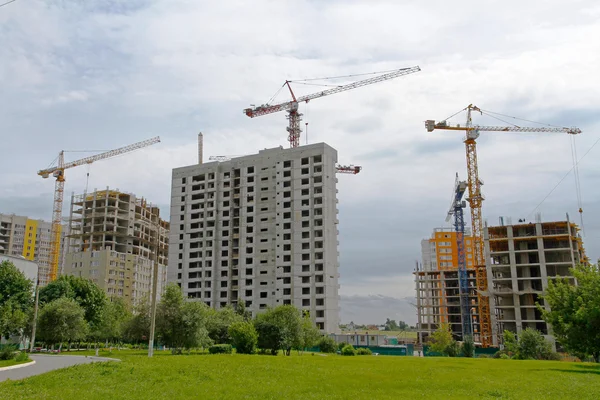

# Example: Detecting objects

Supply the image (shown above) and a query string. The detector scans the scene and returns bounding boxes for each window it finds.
[301,157,309,165]
[302,276,310,283]
[313,155,322,163]
[301,168,309,175]
[283,160,291,168]
[314,176,322,184]
[302,287,310,295]
[260,292,267,298]
[301,210,309,217]
[247,166,254,173]
[302,299,310,307]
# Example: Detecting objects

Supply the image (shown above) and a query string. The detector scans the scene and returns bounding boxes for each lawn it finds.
[1,350,599,399]
[0,359,31,368]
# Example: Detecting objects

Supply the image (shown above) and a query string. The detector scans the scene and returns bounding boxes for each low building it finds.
[0,254,38,284]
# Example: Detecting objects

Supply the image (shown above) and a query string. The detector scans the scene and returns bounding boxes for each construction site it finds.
[1,65,590,346]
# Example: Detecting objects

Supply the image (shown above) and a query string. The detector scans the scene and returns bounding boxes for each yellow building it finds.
[416,228,479,343]
[0,213,66,285]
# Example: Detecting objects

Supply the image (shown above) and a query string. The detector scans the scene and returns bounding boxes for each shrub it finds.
[461,336,475,358]
[337,342,346,352]
[446,341,461,357]
[500,353,511,360]
[228,321,258,355]
[0,347,15,360]
[317,336,337,353]
[14,351,29,362]
[341,345,356,356]
[356,347,372,356]
[209,344,232,354]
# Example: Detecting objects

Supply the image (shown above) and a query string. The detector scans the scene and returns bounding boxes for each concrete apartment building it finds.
[415,215,586,346]
[485,215,586,346]
[63,188,169,306]
[168,143,340,332]
[415,228,479,342]
[0,213,66,285]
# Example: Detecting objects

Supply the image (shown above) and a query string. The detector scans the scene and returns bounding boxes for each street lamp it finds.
[148,216,163,358]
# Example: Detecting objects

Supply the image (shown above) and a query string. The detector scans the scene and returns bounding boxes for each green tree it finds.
[123,297,151,344]
[503,330,518,356]
[542,264,600,362]
[317,335,337,353]
[0,260,34,340]
[156,284,211,353]
[205,306,242,344]
[384,318,399,331]
[37,297,88,350]
[516,328,553,360]
[429,323,456,356]
[228,321,258,354]
[461,335,475,358]
[39,275,107,325]
[235,302,252,321]
[269,305,302,356]
[254,319,282,355]
[299,314,321,353]
[94,297,131,344]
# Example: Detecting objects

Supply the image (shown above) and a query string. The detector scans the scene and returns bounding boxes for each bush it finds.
[341,345,356,356]
[446,341,461,357]
[337,342,346,352]
[14,351,29,362]
[208,344,232,354]
[356,347,372,356]
[461,336,475,358]
[317,336,337,353]
[0,347,15,360]
[500,353,511,360]
[228,321,258,355]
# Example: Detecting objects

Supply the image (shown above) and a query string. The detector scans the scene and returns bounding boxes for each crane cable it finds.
[526,135,600,228]
[570,135,585,234]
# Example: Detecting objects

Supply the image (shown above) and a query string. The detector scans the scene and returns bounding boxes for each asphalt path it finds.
[0,354,118,382]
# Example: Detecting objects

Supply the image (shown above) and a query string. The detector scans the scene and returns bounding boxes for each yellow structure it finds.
[416,228,479,343]
[22,219,38,260]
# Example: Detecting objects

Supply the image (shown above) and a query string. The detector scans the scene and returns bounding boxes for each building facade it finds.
[168,143,340,332]
[0,213,66,285]
[416,228,478,342]
[63,188,169,306]
[485,216,586,346]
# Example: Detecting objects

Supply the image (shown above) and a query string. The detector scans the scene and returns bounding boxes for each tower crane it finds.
[426,104,581,347]
[446,173,472,340]
[244,66,421,148]
[38,136,161,283]
[208,155,362,175]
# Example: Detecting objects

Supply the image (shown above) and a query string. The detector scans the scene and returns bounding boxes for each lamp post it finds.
[148,216,162,357]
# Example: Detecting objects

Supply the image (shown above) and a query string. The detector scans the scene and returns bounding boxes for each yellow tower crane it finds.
[426,104,581,347]
[37,136,161,283]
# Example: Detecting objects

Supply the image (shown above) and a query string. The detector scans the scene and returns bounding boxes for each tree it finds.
[0,260,34,340]
[269,305,302,356]
[228,321,258,354]
[516,328,553,360]
[254,319,282,355]
[37,297,88,350]
[503,330,518,356]
[94,297,131,344]
[123,297,151,344]
[384,318,399,331]
[235,302,252,322]
[542,264,600,362]
[39,275,107,325]
[299,313,321,353]
[317,335,337,353]
[461,335,475,358]
[205,306,242,344]
[429,323,457,356]
[156,284,211,353]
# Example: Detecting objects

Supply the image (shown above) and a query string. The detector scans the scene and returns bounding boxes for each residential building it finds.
[168,143,340,332]
[415,228,479,342]
[415,215,587,347]
[63,188,169,306]
[0,254,38,284]
[0,213,66,285]
[485,215,586,346]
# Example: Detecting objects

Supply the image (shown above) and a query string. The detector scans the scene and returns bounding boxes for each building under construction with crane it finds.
[415,104,585,347]
[63,187,169,306]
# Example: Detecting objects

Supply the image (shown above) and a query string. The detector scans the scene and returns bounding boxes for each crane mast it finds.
[244,66,421,148]
[426,104,581,347]
[447,174,472,339]
[38,136,161,283]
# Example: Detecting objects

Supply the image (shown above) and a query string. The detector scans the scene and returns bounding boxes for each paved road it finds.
[0,354,118,382]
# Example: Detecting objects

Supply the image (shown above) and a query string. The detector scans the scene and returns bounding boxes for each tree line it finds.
[0,260,325,355]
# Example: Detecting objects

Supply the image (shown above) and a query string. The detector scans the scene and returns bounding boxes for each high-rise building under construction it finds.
[168,143,341,332]
[415,215,587,346]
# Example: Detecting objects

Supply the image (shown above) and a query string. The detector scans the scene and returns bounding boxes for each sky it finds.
[1,0,600,325]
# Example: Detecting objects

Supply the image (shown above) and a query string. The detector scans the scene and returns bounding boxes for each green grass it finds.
[1,350,599,399]
[0,359,31,368]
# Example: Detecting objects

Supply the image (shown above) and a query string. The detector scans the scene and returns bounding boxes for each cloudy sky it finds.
[2,0,599,325]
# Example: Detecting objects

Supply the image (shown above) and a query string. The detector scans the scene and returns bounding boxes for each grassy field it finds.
[0,359,30,368]
[1,350,599,399]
